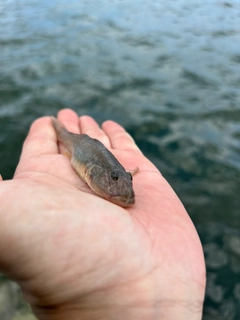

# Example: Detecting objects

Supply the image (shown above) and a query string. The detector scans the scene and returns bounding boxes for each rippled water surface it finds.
[1,0,240,319]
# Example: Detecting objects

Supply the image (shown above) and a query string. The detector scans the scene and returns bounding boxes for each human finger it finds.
[57,108,80,134]
[20,116,58,159]
[102,120,141,151]
[79,115,111,148]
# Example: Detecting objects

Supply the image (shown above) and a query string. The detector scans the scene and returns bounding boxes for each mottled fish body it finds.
[51,117,135,207]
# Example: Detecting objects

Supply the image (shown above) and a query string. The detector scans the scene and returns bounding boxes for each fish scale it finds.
[51,117,135,207]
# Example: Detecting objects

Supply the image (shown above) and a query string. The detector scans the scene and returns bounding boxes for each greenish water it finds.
[0,0,240,319]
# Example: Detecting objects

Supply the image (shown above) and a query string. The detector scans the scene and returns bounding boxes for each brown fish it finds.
[51,117,136,207]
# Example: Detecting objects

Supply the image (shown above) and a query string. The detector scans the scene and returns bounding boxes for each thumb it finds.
[0,175,2,181]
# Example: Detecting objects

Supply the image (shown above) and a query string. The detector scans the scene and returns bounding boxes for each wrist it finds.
[32,300,204,320]
[31,275,204,320]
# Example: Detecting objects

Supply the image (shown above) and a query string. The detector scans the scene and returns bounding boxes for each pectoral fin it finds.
[127,167,139,176]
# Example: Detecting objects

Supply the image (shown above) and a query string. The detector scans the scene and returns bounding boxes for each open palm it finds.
[0,109,205,320]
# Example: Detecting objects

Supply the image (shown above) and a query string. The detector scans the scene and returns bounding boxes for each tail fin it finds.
[51,117,68,137]
[51,117,74,152]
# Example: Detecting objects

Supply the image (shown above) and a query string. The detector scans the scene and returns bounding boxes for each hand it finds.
[0,109,206,320]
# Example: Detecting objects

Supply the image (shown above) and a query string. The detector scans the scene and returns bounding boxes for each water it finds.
[0,0,240,319]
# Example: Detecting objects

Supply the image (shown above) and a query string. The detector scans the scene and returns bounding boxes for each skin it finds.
[0,109,206,320]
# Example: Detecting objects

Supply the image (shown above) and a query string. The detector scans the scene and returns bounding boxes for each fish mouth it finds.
[109,195,135,207]
[88,182,135,207]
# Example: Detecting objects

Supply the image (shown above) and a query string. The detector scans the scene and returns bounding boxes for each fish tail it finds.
[51,117,74,152]
[51,116,68,138]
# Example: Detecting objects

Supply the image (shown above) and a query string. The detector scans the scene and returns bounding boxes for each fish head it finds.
[86,165,135,207]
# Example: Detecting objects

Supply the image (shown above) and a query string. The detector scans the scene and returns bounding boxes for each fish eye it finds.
[111,171,119,181]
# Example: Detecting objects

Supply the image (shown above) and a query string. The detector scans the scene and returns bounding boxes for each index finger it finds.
[20,116,58,160]
[102,120,141,152]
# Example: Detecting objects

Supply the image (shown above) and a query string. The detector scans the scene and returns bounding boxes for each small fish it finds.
[51,117,136,207]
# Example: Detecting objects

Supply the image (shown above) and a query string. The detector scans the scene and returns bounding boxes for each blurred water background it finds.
[0,0,240,319]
